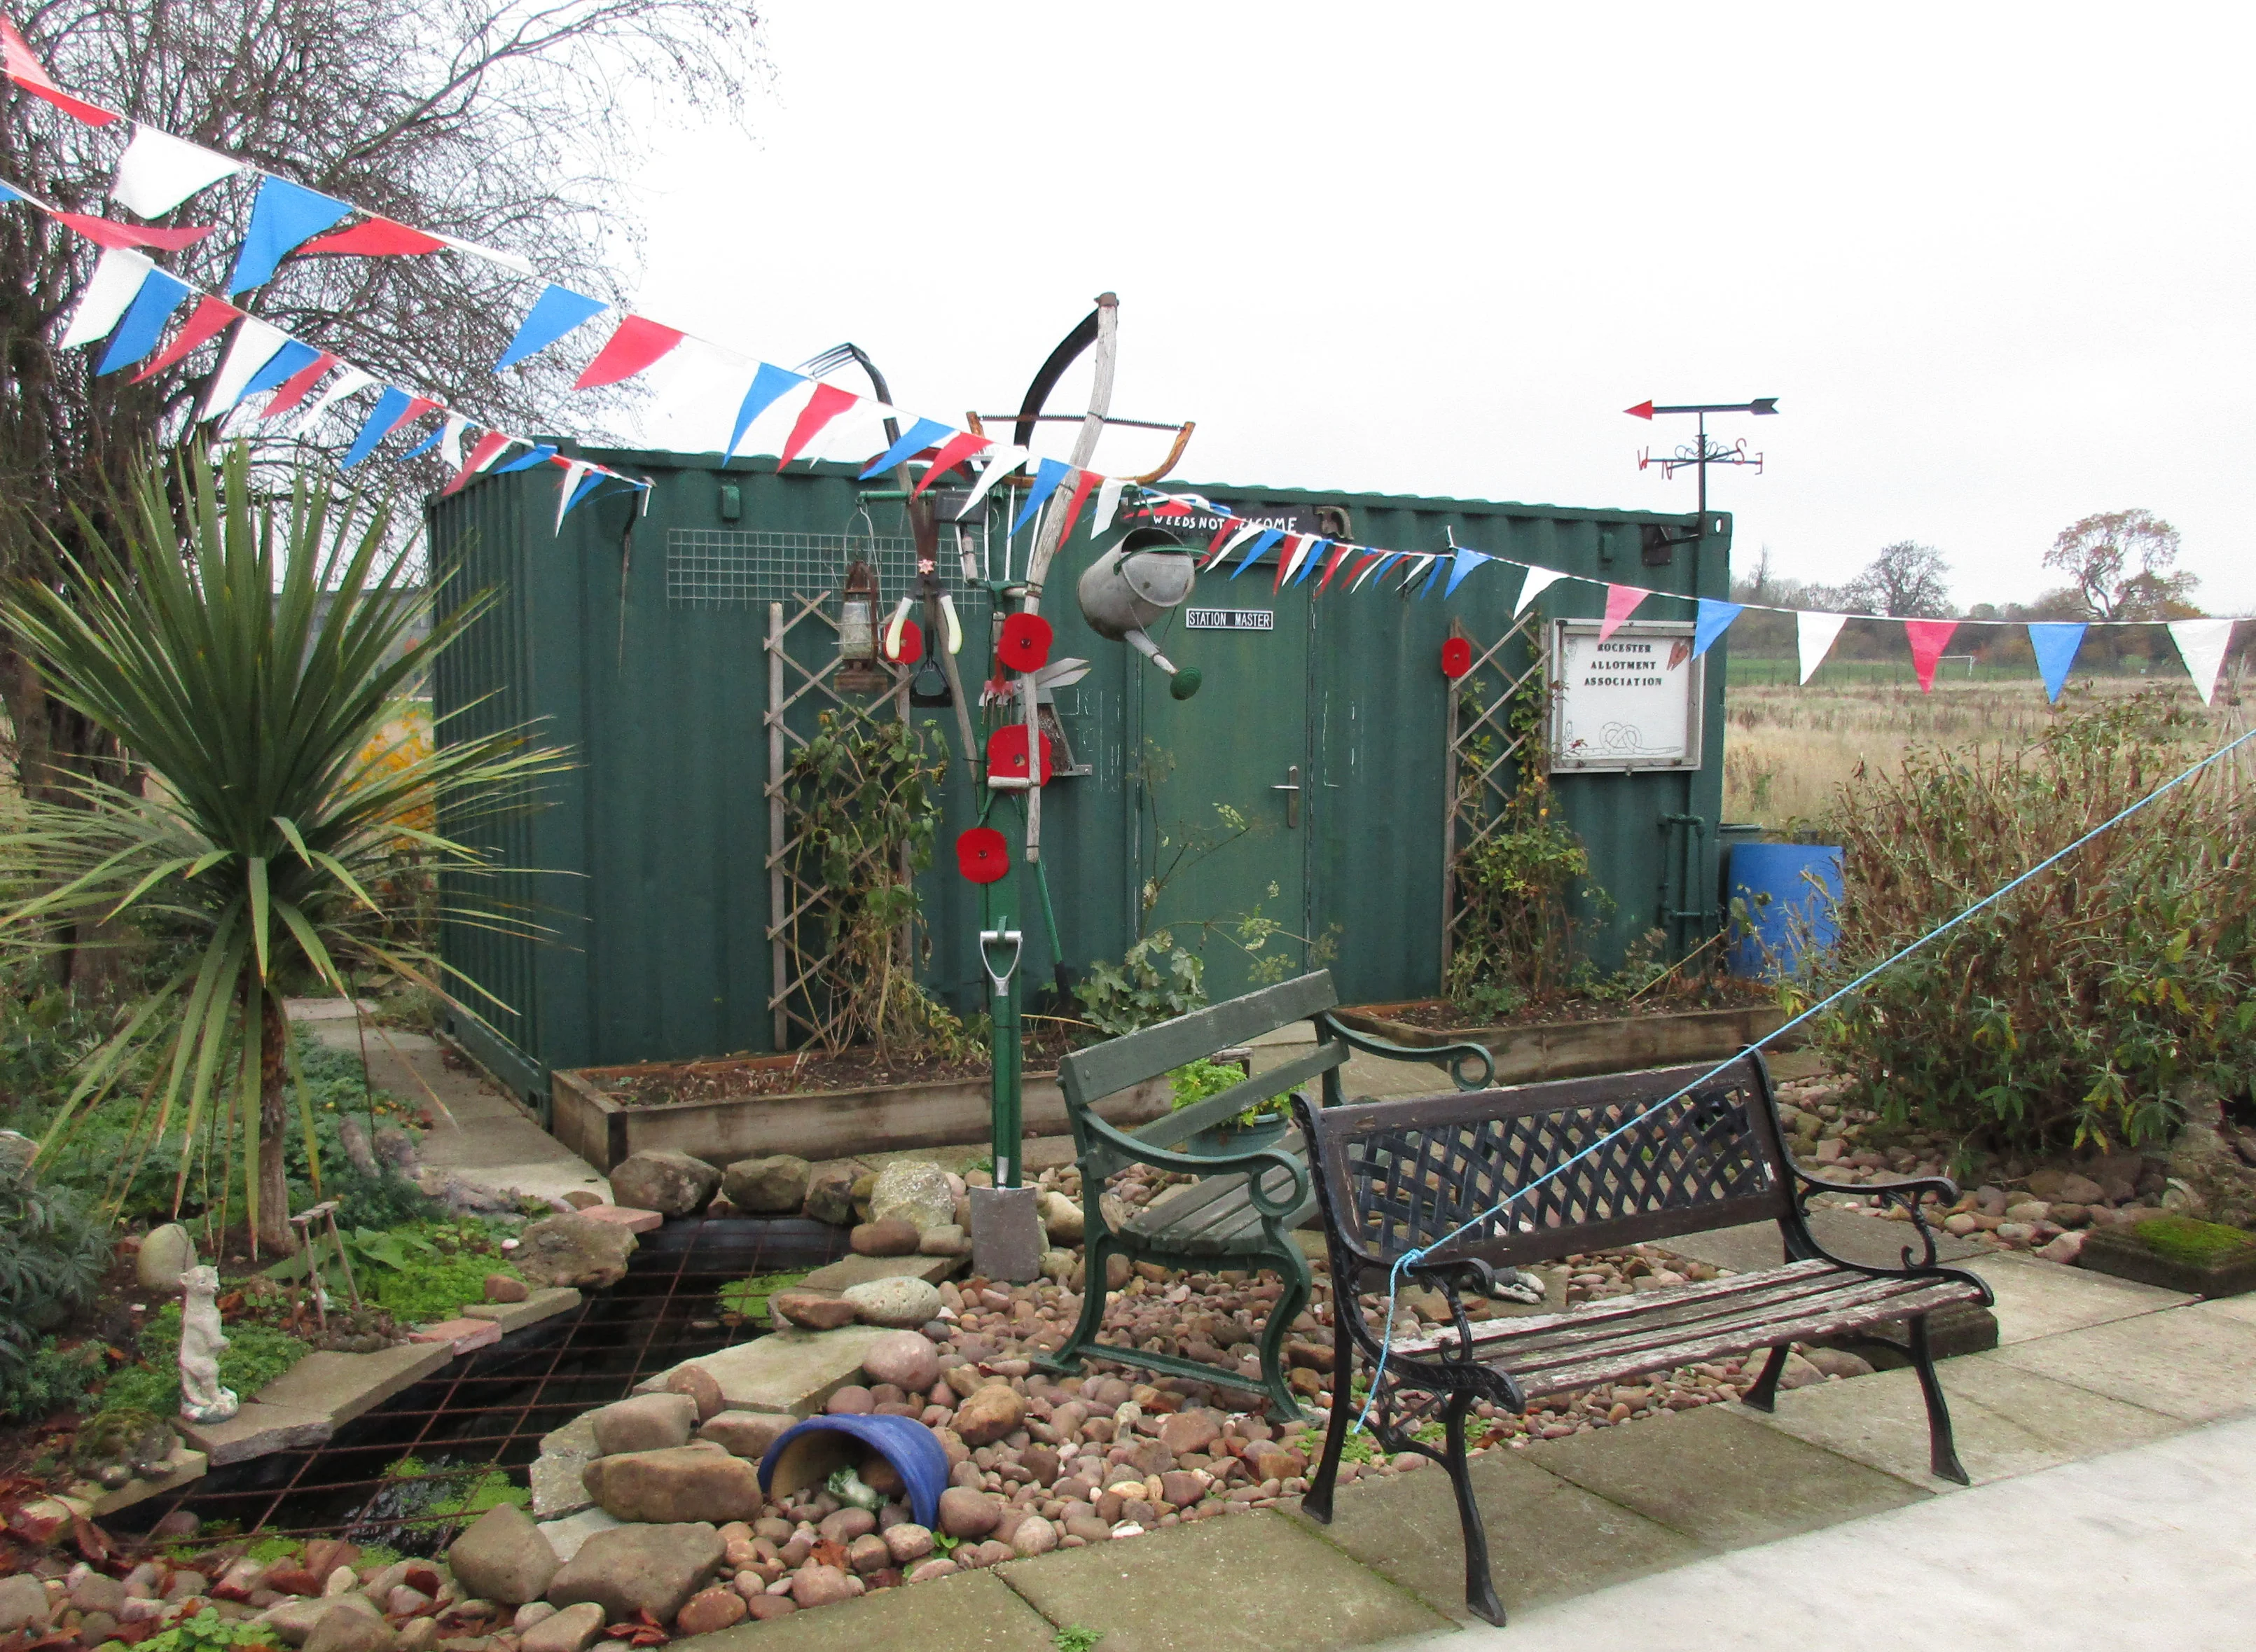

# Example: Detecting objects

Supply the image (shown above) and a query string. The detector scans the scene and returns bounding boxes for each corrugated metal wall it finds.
[427,451,1728,1099]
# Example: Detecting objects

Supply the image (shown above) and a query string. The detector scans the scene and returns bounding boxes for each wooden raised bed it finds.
[551,1053,1170,1173]
[1329,1001,1801,1085]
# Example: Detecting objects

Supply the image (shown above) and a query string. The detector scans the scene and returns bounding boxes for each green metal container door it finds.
[427,451,1727,1100]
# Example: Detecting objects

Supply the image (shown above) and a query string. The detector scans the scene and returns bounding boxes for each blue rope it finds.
[1350,718,2256,1433]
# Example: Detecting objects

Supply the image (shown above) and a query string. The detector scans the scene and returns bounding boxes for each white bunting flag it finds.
[433,232,534,275]
[1277,534,1315,585]
[955,445,1028,519]
[438,415,468,469]
[294,366,374,436]
[555,461,593,532]
[1512,565,1565,618]
[1797,611,1850,683]
[2167,618,2237,706]
[200,317,288,419]
[55,247,154,348]
[1209,520,1265,570]
[642,338,753,455]
[1092,476,1126,537]
[110,125,246,217]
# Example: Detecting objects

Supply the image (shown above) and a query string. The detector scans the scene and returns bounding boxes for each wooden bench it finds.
[1294,1051,1992,1625]
[1048,970,1497,1417]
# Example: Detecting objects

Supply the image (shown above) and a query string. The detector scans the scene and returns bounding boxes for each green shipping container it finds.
[426,449,1730,1109]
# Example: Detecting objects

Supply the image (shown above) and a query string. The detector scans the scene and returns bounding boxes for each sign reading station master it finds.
[1547,619,1705,772]
[1184,609,1275,631]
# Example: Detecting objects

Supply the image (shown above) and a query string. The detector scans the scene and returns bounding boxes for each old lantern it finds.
[836,560,885,692]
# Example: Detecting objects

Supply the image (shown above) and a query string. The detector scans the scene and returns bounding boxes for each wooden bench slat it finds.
[1135,1045,1345,1148]
[1387,1258,1841,1356]
[1058,971,1338,1104]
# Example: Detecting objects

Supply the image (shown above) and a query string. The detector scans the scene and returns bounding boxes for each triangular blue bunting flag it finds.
[0,181,23,203]
[562,471,607,518]
[340,387,415,469]
[1418,555,1446,596]
[2028,622,2087,704]
[1365,553,1406,586]
[1443,548,1492,597]
[494,284,608,373]
[1293,539,1329,586]
[1692,599,1745,657]
[494,443,558,474]
[1229,527,1283,578]
[1010,457,1075,534]
[228,176,352,294]
[238,338,320,403]
[397,422,447,461]
[728,362,805,454]
[95,267,192,375]
[860,417,953,481]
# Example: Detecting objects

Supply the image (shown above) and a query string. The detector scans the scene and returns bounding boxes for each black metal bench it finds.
[1294,1051,1992,1625]
[1048,969,1495,1417]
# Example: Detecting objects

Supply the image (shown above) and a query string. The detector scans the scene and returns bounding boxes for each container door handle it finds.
[1271,765,1301,829]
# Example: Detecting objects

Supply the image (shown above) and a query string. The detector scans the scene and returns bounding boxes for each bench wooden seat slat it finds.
[1295,1050,1993,1627]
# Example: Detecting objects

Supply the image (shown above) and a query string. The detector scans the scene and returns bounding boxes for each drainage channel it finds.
[109,1216,849,1553]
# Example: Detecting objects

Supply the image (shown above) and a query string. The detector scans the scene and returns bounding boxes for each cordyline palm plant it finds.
[0,446,567,1254]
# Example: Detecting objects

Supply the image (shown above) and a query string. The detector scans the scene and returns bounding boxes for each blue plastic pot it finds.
[1184,1114,1290,1159]
[757,1411,949,1529]
[1725,843,1844,978]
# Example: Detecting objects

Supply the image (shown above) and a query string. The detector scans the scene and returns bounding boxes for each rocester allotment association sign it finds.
[1547,619,1705,771]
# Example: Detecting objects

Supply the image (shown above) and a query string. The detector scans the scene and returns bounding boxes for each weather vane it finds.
[1626,397,1778,518]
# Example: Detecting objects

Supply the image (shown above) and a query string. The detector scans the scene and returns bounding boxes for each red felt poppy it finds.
[997,612,1054,674]
[985,724,1053,786]
[956,826,1009,884]
[1441,637,1473,679]
[883,616,923,664]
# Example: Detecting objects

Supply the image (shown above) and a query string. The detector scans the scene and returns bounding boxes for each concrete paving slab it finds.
[799,1253,961,1291]
[1986,1304,2256,1422]
[177,1401,331,1465]
[406,1317,502,1354]
[462,1286,582,1333]
[577,1205,662,1233]
[1395,1412,2256,1652]
[2184,1292,2256,1328]
[632,1326,892,1415]
[1285,1448,1701,1620]
[1524,1405,1927,1549]
[1739,1358,2179,1490]
[1656,1207,1981,1275]
[540,1412,599,1457]
[998,1510,1448,1652]
[1959,1251,2189,1344]
[530,1450,594,1520]
[76,1447,207,1516]
[253,1342,452,1427]
[674,1567,1058,1652]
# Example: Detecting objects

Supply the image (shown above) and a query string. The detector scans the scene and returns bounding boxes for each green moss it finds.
[361,1234,523,1326]
[718,1270,808,1320]
[2131,1215,2256,1270]
[100,1307,310,1417]
[427,1469,529,1521]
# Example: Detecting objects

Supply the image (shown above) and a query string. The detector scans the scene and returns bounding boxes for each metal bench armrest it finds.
[1792,1167,1967,1276]
[1077,1112,1310,1221]
[1313,1011,1493,1090]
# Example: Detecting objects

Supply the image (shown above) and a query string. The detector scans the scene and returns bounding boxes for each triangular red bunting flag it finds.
[53,211,213,251]
[908,431,990,500]
[1315,540,1357,595]
[775,382,859,468]
[443,431,511,494]
[1598,583,1646,641]
[1272,534,1303,595]
[1049,468,1099,543]
[1203,520,1239,566]
[1,18,117,125]
[259,351,338,420]
[1904,619,1958,693]
[572,315,684,389]
[296,216,448,257]
[132,294,238,382]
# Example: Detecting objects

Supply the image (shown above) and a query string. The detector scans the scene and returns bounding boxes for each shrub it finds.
[1804,692,2256,1155]
[1075,931,1206,1037]
[1,1335,106,1422]
[0,1140,111,1415]
[101,1303,309,1417]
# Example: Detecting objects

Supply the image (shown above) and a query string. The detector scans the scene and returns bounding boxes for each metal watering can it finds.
[1077,527,1203,699]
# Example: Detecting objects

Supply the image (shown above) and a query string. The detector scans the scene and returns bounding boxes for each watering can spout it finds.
[1123,628,1203,698]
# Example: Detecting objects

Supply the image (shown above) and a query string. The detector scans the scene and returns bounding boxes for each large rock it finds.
[2166,1113,2256,1227]
[770,1291,859,1331]
[803,1165,860,1226]
[516,1214,638,1289]
[936,1487,999,1539]
[583,1446,766,1525]
[544,1522,725,1623]
[0,1574,50,1634]
[1037,1191,1084,1244]
[445,1503,560,1606]
[663,1364,724,1424]
[841,1277,943,1330]
[519,1602,604,1652]
[698,1410,792,1460]
[723,1155,811,1214]
[951,1384,1023,1448]
[849,1219,919,1257]
[137,1223,197,1291]
[859,1332,940,1394]
[607,1151,721,1219]
[869,1162,956,1234]
[303,1598,394,1652]
[588,1393,698,1457]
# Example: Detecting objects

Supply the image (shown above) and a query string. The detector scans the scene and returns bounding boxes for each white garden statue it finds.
[177,1264,239,1424]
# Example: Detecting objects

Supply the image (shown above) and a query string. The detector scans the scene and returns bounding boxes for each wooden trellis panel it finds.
[764,595,908,1051]
[1440,612,1546,974]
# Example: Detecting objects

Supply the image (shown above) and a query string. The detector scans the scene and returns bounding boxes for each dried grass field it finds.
[1719,668,2252,827]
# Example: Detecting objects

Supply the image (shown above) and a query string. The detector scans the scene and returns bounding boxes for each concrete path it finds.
[1388,1412,2256,1651]
[287,1000,610,1207]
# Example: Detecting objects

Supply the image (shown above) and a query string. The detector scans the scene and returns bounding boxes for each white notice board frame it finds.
[1547,618,1705,772]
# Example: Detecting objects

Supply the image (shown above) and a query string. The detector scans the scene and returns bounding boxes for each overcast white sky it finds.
[615,2,2256,616]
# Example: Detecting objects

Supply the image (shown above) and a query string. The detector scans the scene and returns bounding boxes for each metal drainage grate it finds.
[109,1216,850,1553]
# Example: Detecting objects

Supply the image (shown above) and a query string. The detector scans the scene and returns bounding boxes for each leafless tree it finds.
[1843,540,1952,617]
[0,0,761,831]
[2043,508,2200,621]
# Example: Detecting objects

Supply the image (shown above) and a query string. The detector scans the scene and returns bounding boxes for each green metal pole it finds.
[981,801,1025,1190]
